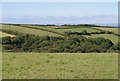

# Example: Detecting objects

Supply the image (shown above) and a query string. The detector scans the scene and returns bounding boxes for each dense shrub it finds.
[64,30,109,36]
[2,34,117,53]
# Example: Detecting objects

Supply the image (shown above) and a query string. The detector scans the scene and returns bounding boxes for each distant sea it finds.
[96,24,118,27]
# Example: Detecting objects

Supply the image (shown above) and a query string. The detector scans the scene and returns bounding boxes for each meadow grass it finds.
[1,25,62,37]
[53,27,100,33]
[93,27,119,34]
[2,52,118,79]
[85,34,119,44]
[27,25,100,34]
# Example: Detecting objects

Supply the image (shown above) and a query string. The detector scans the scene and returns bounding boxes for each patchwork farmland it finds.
[1,24,119,79]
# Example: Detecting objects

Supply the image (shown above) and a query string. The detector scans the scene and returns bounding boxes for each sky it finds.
[1,2,118,25]
[1,0,119,2]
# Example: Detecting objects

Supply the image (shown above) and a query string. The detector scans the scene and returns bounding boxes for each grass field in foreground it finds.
[85,34,119,44]
[2,52,118,79]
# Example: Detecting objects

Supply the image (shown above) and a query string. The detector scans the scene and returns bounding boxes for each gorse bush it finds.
[1,34,118,53]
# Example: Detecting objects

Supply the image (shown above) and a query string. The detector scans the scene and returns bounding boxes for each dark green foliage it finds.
[2,34,118,53]
[1,36,11,44]
[64,30,91,35]
[110,42,120,52]
[64,30,108,36]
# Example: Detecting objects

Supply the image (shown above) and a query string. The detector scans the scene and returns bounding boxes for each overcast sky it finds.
[1,2,118,25]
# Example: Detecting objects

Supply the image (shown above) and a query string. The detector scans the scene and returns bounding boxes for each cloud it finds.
[2,15,117,25]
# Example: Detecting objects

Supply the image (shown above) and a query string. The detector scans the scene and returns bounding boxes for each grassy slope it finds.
[85,34,120,44]
[26,25,100,34]
[16,25,119,44]
[93,27,119,34]
[54,27,100,33]
[3,52,118,79]
[1,25,62,37]
[85,27,119,44]
[0,31,15,37]
[1,24,119,44]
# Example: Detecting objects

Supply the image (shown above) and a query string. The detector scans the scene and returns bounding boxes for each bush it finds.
[2,34,118,53]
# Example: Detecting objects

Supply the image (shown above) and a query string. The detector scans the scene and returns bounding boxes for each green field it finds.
[85,34,119,44]
[51,27,100,33]
[1,24,119,79]
[24,25,101,34]
[1,25,62,37]
[1,25,119,45]
[93,27,119,34]
[3,52,118,79]
[1,24,103,37]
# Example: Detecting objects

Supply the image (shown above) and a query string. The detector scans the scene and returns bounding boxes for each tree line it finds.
[64,30,112,36]
[1,34,120,53]
[3,23,112,27]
